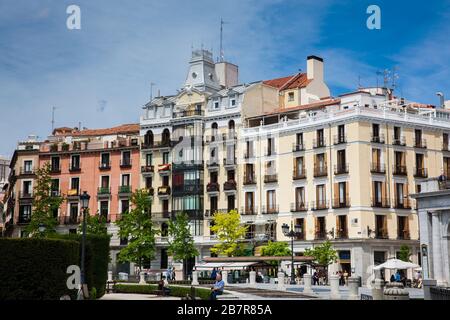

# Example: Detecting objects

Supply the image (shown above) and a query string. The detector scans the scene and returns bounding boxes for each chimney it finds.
[307,55,324,81]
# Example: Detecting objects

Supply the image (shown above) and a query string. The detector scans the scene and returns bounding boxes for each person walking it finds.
[211,268,217,280]
[210,273,225,300]
[343,270,349,286]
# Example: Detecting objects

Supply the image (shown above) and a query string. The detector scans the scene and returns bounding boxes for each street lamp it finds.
[79,191,90,298]
[282,222,302,285]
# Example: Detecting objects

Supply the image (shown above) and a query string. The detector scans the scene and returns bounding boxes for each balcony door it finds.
[245,192,254,213]
[266,190,276,212]
[295,187,305,207]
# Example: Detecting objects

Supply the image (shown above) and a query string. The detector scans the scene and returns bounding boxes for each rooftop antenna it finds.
[376,70,383,89]
[383,69,390,89]
[150,82,156,102]
[219,18,228,62]
[51,106,59,132]
[391,66,399,90]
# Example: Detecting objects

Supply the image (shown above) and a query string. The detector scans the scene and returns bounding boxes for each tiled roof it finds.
[71,124,140,137]
[263,73,311,90]
[248,98,341,118]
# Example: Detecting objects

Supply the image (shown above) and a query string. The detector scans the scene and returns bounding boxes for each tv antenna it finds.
[390,66,399,90]
[150,82,156,102]
[219,18,228,62]
[51,106,60,132]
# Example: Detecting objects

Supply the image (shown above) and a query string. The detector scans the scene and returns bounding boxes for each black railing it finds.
[293,168,306,179]
[335,228,348,239]
[69,164,81,172]
[332,197,351,208]
[392,136,406,146]
[261,205,279,214]
[371,134,385,144]
[334,164,349,175]
[243,173,256,185]
[313,138,326,148]
[19,191,33,199]
[223,158,237,166]
[334,135,347,145]
[371,197,390,208]
[397,230,410,240]
[118,185,132,194]
[99,161,111,170]
[206,182,220,192]
[241,206,257,215]
[18,216,31,224]
[223,180,237,191]
[315,231,327,240]
[97,187,111,195]
[50,165,61,173]
[311,200,328,211]
[292,143,305,152]
[59,216,81,225]
[120,159,132,168]
[393,165,407,175]
[141,165,154,173]
[430,287,450,300]
[19,167,35,175]
[375,229,389,239]
[264,174,278,183]
[414,138,427,149]
[370,163,386,174]
[290,202,307,212]
[314,165,328,177]
[393,198,411,209]
[414,167,428,178]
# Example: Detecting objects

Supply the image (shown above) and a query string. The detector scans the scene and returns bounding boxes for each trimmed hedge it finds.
[0,238,79,300]
[114,284,213,300]
[51,234,110,299]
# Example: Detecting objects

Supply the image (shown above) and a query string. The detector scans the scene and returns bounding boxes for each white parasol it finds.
[373,258,419,270]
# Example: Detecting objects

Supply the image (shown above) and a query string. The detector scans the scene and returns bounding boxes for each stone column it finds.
[139,271,146,284]
[303,273,313,294]
[249,271,256,285]
[107,271,113,282]
[347,277,359,300]
[431,211,446,286]
[222,270,228,285]
[277,271,285,290]
[191,271,199,286]
[371,278,385,300]
[329,274,341,299]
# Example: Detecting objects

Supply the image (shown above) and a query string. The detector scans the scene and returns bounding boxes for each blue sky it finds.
[0,0,449,157]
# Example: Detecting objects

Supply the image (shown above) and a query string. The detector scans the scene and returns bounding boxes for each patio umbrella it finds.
[373,258,419,270]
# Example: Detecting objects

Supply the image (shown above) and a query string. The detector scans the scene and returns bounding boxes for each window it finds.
[162,152,170,164]
[145,177,152,189]
[229,95,236,107]
[71,155,80,169]
[245,192,254,212]
[394,126,401,140]
[101,176,110,188]
[51,179,59,195]
[71,177,80,192]
[372,124,380,137]
[246,140,254,158]
[374,251,387,265]
[266,190,276,210]
[19,205,32,222]
[317,129,324,146]
[70,203,78,219]
[227,195,235,211]
[121,200,130,214]
[296,133,303,147]
[51,156,60,171]
[316,184,326,207]
[24,160,33,173]
[267,137,275,156]
[210,196,218,213]
[213,98,219,109]
[100,201,109,218]
[121,174,130,186]
[295,187,305,206]
[101,153,110,167]
[23,180,32,196]
[146,153,153,166]
[288,92,294,101]
[122,151,131,166]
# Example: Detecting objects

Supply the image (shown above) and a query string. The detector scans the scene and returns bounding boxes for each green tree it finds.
[168,213,199,276]
[27,162,64,237]
[260,241,291,267]
[116,189,159,271]
[398,245,412,262]
[77,209,109,236]
[210,210,248,257]
[304,240,338,272]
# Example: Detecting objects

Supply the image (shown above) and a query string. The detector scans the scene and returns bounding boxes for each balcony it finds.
[334,135,347,145]
[145,187,154,196]
[99,161,111,170]
[59,215,81,225]
[292,143,305,152]
[293,167,306,180]
[67,189,80,199]
[118,185,132,195]
[151,211,172,220]
[392,165,407,176]
[158,186,171,196]
[332,197,351,209]
[223,157,237,167]
[173,109,204,118]
[97,187,111,196]
[50,165,61,174]
[414,167,428,178]
[313,165,328,177]
[315,231,327,240]
[261,205,279,214]
[264,174,278,183]
[371,197,390,208]
[241,206,257,215]
[243,173,256,185]
[334,164,349,175]
[69,164,81,172]
[265,149,277,157]
[393,198,411,209]
[313,138,326,149]
[290,202,308,212]
[414,138,427,149]
[244,151,254,159]
[397,230,411,240]
[335,228,348,239]
[19,191,33,199]
[141,140,173,149]
[141,165,154,174]
[311,200,328,211]
[120,159,132,169]
[370,163,386,174]
[206,159,220,169]
[223,180,237,191]
[19,167,35,175]
[371,134,385,144]
[392,136,406,146]
[375,229,389,239]
[206,182,220,193]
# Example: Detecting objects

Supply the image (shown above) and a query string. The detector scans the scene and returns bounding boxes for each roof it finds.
[71,124,139,137]
[263,73,311,90]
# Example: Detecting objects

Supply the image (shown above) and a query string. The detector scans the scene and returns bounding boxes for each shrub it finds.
[0,238,79,300]
[114,284,213,300]
[50,234,110,299]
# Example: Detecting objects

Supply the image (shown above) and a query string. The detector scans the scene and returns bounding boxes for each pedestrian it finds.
[395,270,401,282]
[390,274,395,282]
[172,266,176,281]
[211,267,217,280]
[343,270,349,286]
[166,266,172,282]
[210,273,225,300]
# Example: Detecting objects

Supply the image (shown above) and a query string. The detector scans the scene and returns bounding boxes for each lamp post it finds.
[79,191,90,297]
[282,222,302,285]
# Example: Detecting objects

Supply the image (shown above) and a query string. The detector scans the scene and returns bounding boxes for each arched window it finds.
[228,120,235,138]
[211,122,218,142]
[144,130,154,147]
[162,129,170,146]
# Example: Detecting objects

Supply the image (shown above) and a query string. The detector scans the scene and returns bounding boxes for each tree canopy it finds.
[304,240,338,268]
[167,212,199,262]
[210,210,248,257]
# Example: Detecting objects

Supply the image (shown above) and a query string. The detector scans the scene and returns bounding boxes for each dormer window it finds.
[288,92,294,102]
[230,95,236,107]
[213,98,219,109]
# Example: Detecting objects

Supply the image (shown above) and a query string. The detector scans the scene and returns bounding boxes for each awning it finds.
[194,262,258,270]
[194,262,224,270]
[222,262,257,270]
